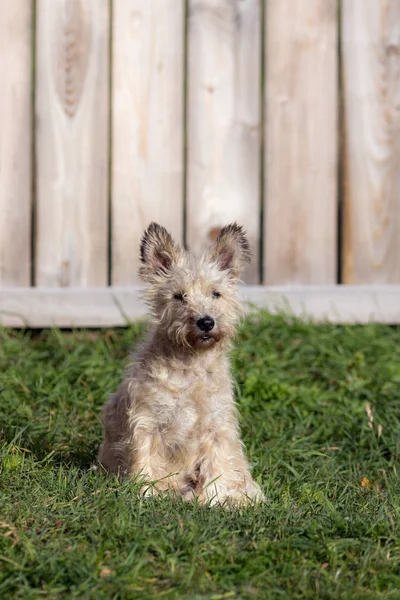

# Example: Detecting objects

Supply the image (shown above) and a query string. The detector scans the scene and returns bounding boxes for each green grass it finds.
[1,313,400,599]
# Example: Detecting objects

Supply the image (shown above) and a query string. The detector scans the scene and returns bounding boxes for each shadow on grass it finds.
[1,424,100,471]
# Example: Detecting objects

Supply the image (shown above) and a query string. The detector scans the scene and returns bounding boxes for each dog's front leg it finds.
[132,427,182,496]
[198,431,264,507]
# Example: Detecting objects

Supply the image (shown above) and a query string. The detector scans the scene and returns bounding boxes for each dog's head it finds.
[139,222,250,351]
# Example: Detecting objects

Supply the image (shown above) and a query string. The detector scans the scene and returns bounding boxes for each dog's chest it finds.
[151,360,228,439]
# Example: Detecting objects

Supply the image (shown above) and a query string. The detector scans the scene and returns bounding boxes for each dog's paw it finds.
[209,483,266,508]
[243,481,267,503]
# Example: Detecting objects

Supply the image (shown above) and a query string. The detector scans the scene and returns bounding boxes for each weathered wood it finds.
[186,0,261,283]
[0,1,32,286]
[2,285,400,327]
[264,0,338,284]
[0,287,143,327]
[35,0,109,287]
[111,0,184,285]
[342,0,400,284]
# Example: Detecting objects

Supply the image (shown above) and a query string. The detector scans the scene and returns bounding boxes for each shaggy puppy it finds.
[98,222,264,506]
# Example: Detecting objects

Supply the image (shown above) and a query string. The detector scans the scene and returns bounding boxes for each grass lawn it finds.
[1,312,400,599]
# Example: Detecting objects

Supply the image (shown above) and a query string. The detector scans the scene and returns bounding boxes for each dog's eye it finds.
[173,292,185,301]
[212,291,221,298]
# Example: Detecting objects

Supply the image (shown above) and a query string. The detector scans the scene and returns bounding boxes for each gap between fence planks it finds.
[2,286,400,328]
[111,0,184,285]
[264,0,338,285]
[186,0,261,284]
[35,0,109,287]
[342,0,400,283]
[0,1,32,286]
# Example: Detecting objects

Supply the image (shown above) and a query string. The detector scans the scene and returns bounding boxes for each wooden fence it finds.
[1,0,400,326]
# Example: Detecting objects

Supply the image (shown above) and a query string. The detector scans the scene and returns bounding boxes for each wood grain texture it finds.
[2,285,400,327]
[342,0,400,284]
[0,1,32,286]
[186,0,261,283]
[111,0,184,285]
[264,0,338,284]
[35,0,109,287]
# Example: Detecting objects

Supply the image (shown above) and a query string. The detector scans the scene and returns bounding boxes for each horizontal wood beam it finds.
[1,286,400,328]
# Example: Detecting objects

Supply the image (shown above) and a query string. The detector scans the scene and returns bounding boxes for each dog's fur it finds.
[98,222,264,506]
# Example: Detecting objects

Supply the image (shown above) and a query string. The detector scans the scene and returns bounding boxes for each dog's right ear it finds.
[205,223,251,279]
[139,223,182,281]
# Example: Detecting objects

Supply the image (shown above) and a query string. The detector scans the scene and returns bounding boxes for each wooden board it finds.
[35,0,109,287]
[264,0,338,284]
[186,0,261,283]
[2,285,400,327]
[111,0,184,285]
[0,287,144,327]
[0,1,32,286]
[342,0,400,284]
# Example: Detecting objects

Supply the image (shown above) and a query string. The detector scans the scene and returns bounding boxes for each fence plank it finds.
[264,0,338,284]
[35,0,109,287]
[342,0,400,284]
[111,0,184,285]
[0,1,32,286]
[2,285,400,327]
[186,0,261,283]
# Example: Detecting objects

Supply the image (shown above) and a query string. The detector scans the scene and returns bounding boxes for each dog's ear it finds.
[206,223,251,279]
[139,223,182,281]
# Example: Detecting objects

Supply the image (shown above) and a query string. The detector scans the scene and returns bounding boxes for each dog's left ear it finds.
[206,223,251,279]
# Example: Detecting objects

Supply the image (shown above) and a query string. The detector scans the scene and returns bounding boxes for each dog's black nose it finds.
[197,316,215,332]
